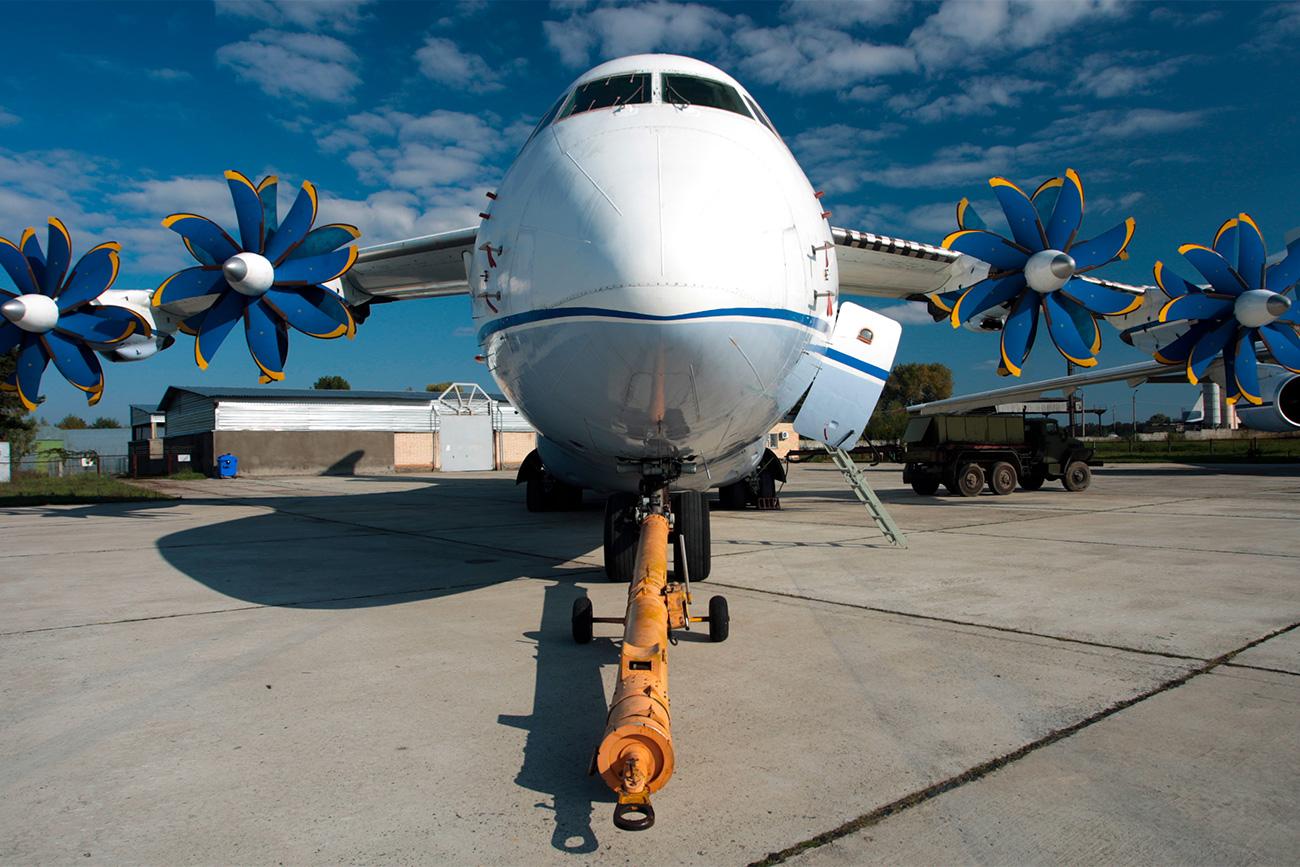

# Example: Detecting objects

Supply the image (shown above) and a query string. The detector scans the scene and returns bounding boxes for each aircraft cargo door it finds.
[440,415,493,471]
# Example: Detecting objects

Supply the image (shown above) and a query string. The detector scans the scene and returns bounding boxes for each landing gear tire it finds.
[1020,468,1046,491]
[956,462,985,498]
[708,595,729,642]
[572,596,594,644]
[990,461,1017,496]
[604,492,640,583]
[672,490,711,581]
[910,476,940,495]
[1063,460,1092,492]
[718,480,747,510]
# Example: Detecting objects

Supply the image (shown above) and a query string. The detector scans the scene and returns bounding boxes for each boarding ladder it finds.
[824,445,908,549]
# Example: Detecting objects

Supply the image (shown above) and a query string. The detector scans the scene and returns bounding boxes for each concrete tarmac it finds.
[2,463,1297,865]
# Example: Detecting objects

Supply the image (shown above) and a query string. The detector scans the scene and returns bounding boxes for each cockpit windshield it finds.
[557,73,651,120]
[661,74,752,118]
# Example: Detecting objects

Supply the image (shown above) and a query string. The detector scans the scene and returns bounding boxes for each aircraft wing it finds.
[908,358,1190,416]
[832,227,990,299]
[336,227,478,305]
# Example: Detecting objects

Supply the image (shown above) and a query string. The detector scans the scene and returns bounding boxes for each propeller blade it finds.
[257,175,280,235]
[194,289,247,370]
[162,214,241,266]
[1264,246,1300,294]
[263,181,318,264]
[956,198,986,231]
[1158,293,1234,323]
[1042,292,1099,366]
[990,178,1046,251]
[43,218,73,296]
[950,273,1026,326]
[1045,169,1084,251]
[41,330,105,398]
[13,335,51,411]
[1180,244,1247,295]
[55,310,139,345]
[1152,321,1211,365]
[0,324,22,355]
[57,242,121,311]
[1070,219,1135,272]
[1233,332,1262,405]
[271,246,357,286]
[262,286,354,338]
[999,292,1040,377]
[226,170,265,253]
[282,224,359,261]
[152,265,227,308]
[0,238,40,296]
[943,229,1030,271]
[1236,214,1266,292]
[246,299,289,381]
[1187,317,1238,383]
[1212,217,1238,260]
[19,228,48,296]
[1060,277,1143,317]
[1259,322,1300,372]
[1031,176,1063,225]
[1154,261,1200,299]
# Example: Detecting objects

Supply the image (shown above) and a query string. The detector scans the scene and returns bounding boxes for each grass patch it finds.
[0,474,176,506]
[168,470,207,480]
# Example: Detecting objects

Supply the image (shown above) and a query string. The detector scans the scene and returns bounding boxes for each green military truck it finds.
[900,413,1096,497]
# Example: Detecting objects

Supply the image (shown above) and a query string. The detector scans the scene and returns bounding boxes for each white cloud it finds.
[1073,52,1185,99]
[735,26,917,93]
[215,0,376,34]
[0,106,20,127]
[216,29,361,103]
[791,123,905,193]
[1036,107,1209,141]
[897,76,1048,123]
[415,37,510,93]
[543,1,735,68]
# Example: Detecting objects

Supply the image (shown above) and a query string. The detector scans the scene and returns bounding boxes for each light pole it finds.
[1131,388,1138,435]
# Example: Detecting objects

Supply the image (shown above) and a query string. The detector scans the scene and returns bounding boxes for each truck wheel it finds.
[990,461,1017,496]
[910,476,940,496]
[956,462,985,497]
[1020,468,1046,491]
[1063,461,1091,492]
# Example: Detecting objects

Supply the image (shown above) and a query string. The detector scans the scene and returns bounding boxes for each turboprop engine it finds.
[1232,365,1300,431]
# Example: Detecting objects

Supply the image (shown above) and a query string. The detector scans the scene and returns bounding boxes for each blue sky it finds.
[4,0,1299,426]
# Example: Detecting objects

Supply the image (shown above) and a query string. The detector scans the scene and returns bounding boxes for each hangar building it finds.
[147,384,535,477]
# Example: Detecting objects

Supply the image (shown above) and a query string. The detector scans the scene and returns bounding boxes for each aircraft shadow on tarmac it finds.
[155,475,619,852]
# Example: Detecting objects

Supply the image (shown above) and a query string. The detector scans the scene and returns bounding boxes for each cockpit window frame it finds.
[555,72,652,121]
[661,73,753,120]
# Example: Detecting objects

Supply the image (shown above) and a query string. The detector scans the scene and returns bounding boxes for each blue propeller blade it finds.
[1212,218,1238,260]
[1236,214,1266,292]
[950,273,1026,326]
[0,324,22,355]
[57,243,121,311]
[1031,176,1062,227]
[13,336,51,410]
[1187,317,1238,383]
[55,310,138,345]
[0,238,40,296]
[1159,293,1234,323]
[263,182,318,264]
[990,178,1046,251]
[226,171,265,253]
[19,229,49,295]
[194,289,247,370]
[283,224,359,261]
[43,218,73,296]
[1154,261,1199,299]
[257,176,280,235]
[943,229,1030,271]
[956,198,986,231]
[999,292,1040,376]
[1180,244,1247,295]
[1259,322,1300,372]
[1060,277,1144,317]
[246,299,289,381]
[262,286,353,338]
[42,330,104,397]
[1043,292,1099,366]
[163,214,241,266]
[1233,333,1261,404]
[152,265,227,307]
[1152,321,1210,365]
[1265,246,1300,294]
[1070,219,1135,271]
[1045,170,1084,251]
[272,246,357,286]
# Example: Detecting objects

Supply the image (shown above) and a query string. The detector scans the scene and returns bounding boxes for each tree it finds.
[863,362,954,442]
[426,382,462,394]
[0,349,38,457]
[58,414,89,429]
[313,375,351,390]
[1147,412,1172,427]
[91,417,123,429]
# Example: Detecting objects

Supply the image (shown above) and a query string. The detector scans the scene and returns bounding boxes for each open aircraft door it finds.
[793,301,901,448]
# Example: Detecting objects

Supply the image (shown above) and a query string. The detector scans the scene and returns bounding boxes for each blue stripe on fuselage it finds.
[811,345,891,382]
[477,305,830,343]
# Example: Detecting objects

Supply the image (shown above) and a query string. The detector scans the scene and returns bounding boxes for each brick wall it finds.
[496,431,536,469]
[394,432,435,470]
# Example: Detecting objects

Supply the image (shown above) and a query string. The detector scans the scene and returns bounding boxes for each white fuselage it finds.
[468,56,838,492]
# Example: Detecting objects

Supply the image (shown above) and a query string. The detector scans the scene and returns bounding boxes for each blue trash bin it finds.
[217,454,238,479]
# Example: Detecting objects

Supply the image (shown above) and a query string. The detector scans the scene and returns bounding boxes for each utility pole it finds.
[1132,389,1138,435]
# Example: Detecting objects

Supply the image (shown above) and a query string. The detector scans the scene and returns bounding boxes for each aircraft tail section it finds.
[793,302,901,448]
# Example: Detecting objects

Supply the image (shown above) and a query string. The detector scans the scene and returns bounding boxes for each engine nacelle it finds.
[1234,365,1300,432]
[102,332,176,362]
